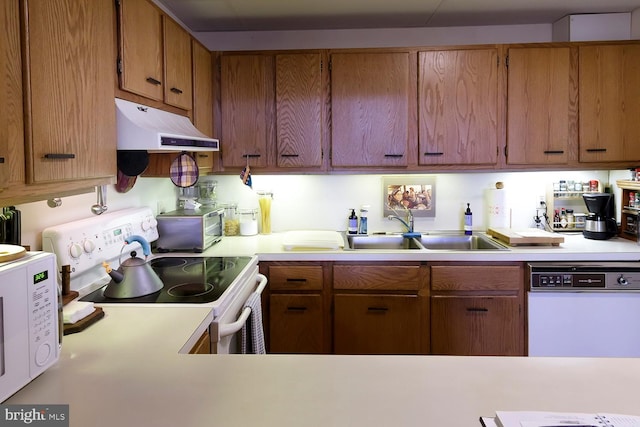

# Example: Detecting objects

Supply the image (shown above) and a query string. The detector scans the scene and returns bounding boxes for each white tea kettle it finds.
[102,235,163,298]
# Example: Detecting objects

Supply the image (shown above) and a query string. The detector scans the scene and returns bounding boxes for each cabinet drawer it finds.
[431,265,522,292]
[269,294,324,353]
[269,266,323,291]
[333,265,421,291]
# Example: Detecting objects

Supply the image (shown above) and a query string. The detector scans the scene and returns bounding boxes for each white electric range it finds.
[42,207,265,353]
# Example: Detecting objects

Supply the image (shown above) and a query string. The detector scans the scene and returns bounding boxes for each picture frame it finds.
[383,176,436,218]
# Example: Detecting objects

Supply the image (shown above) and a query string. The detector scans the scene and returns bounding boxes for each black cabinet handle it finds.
[423,152,444,156]
[280,154,299,158]
[367,307,389,312]
[543,150,564,155]
[286,306,307,311]
[146,77,161,86]
[286,278,307,283]
[170,87,183,94]
[0,157,4,164]
[586,148,607,153]
[384,154,404,158]
[43,153,75,159]
[466,307,489,312]
[243,154,261,158]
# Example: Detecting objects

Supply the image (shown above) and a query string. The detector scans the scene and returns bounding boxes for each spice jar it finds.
[566,209,575,229]
[220,202,239,236]
[239,208,258,236]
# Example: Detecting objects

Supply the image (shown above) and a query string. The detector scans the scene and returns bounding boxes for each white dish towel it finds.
[241,292,266,354]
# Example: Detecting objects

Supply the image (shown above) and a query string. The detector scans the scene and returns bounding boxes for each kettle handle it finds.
[124,234,151,257]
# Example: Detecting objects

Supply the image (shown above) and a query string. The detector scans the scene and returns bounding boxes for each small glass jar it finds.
[220,202,239,236]
[566,209,575,229]
[239,208,258,236]
[198,177,217,206]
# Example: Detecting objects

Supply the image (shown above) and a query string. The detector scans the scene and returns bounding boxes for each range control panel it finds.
[42,207,158,291]
[529,262,640,291]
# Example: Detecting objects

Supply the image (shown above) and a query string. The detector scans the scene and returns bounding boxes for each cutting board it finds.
[487,228,565,246]
[282,230,344,251]
[0,244,26,262]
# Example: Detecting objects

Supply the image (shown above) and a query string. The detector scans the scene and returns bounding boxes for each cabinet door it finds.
[220,54,271,168]
[330,52,410,167]
[118,0,163,101]
[0,0,23,189]
[418,49,498,165]
[163,17,193,110]
[334,294,420,355]
[579,44,640,162]
[270,294,324,354]
[276,53,322,168]
[26,0,116,183]
[431,296,523,356]
[507,47,574,165]
[192,40,215,172]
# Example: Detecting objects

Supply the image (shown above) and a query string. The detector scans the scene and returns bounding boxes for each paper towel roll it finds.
[485,188,511,229]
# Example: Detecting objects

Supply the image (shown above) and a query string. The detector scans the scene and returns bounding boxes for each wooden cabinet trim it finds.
[333,264,422,291]
[430,264,523,292]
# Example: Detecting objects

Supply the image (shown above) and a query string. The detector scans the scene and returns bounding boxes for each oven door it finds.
[211,272,267,354]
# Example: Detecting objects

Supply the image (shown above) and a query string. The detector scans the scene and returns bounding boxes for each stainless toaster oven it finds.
[156,207,223,252]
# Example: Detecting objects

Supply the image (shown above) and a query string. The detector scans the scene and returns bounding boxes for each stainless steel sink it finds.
[345,233,509,251]
[346,234,424,250]
[419,234,509,251]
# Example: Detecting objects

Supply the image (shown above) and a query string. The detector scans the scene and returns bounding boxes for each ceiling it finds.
[154,0,640,33]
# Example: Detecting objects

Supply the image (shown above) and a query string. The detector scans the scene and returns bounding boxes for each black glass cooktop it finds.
[80,256,252,304]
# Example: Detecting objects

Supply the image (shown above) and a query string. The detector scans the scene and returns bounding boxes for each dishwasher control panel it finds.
[529,262,640,291]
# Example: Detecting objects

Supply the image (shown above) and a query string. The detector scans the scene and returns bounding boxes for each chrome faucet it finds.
[387,206,415,235]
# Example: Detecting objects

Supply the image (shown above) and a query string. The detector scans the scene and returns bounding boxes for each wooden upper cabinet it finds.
[506,47,574,165]
[192,40,215,172]
[276,53,323,168]
[25,0,116,183]
[330,52,411,167]
[163,16,193,110]
[220,54,272,168]
[418,48,498,165]
[0,0,23,190]
[118,0,163,102]
[579,44,640,163]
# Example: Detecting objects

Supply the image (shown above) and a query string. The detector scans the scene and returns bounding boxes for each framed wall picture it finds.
[383,176,436,218]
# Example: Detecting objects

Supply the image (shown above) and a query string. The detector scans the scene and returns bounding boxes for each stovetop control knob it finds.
[83,239,96,254]
[617,275,629,286]
[69,243,83,259]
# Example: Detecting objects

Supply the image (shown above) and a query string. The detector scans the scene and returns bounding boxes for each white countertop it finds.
[6,231,640,426]
[201,231,640,262]
[7,305,640,426]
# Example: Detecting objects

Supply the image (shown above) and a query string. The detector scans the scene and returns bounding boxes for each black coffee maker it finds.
[582,193,618,240]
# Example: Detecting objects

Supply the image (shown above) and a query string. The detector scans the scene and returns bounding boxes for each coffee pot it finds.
[102,235,163,298]
[583,193,618,240]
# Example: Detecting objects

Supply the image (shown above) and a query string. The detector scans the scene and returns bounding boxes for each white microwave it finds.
[0,252,60,402]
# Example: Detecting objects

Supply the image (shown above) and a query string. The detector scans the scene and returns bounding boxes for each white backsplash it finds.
[16,169,628,250]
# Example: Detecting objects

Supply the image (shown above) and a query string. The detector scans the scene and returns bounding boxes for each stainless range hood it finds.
[115,98,219,152]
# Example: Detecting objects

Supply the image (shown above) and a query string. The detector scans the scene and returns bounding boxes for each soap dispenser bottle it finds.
[348,209,358,234]
[464,203,473,235]
[358,205,369,235]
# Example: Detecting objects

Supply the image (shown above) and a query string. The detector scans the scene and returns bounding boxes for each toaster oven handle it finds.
[218,274,267,338]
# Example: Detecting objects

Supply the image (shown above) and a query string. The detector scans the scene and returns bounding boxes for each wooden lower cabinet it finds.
[429,262,525,356]
[269,294,324,353]
[261,262,329,354]
[431,295,522,356]
[333,294,421,355]
[189,330,211,354]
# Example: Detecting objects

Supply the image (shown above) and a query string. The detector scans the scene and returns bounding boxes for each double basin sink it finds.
[345,232,509,251]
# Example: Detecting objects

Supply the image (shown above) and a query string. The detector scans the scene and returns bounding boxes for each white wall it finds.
[17,170,622,250]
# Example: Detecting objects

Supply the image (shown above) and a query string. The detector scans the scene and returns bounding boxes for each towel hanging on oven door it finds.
[241,292,266,354]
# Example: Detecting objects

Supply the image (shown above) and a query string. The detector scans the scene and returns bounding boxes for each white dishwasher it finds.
[528,262,640,357]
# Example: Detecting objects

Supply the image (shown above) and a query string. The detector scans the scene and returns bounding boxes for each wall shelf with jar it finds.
[545,180,602,232]
[616,180,640,242]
